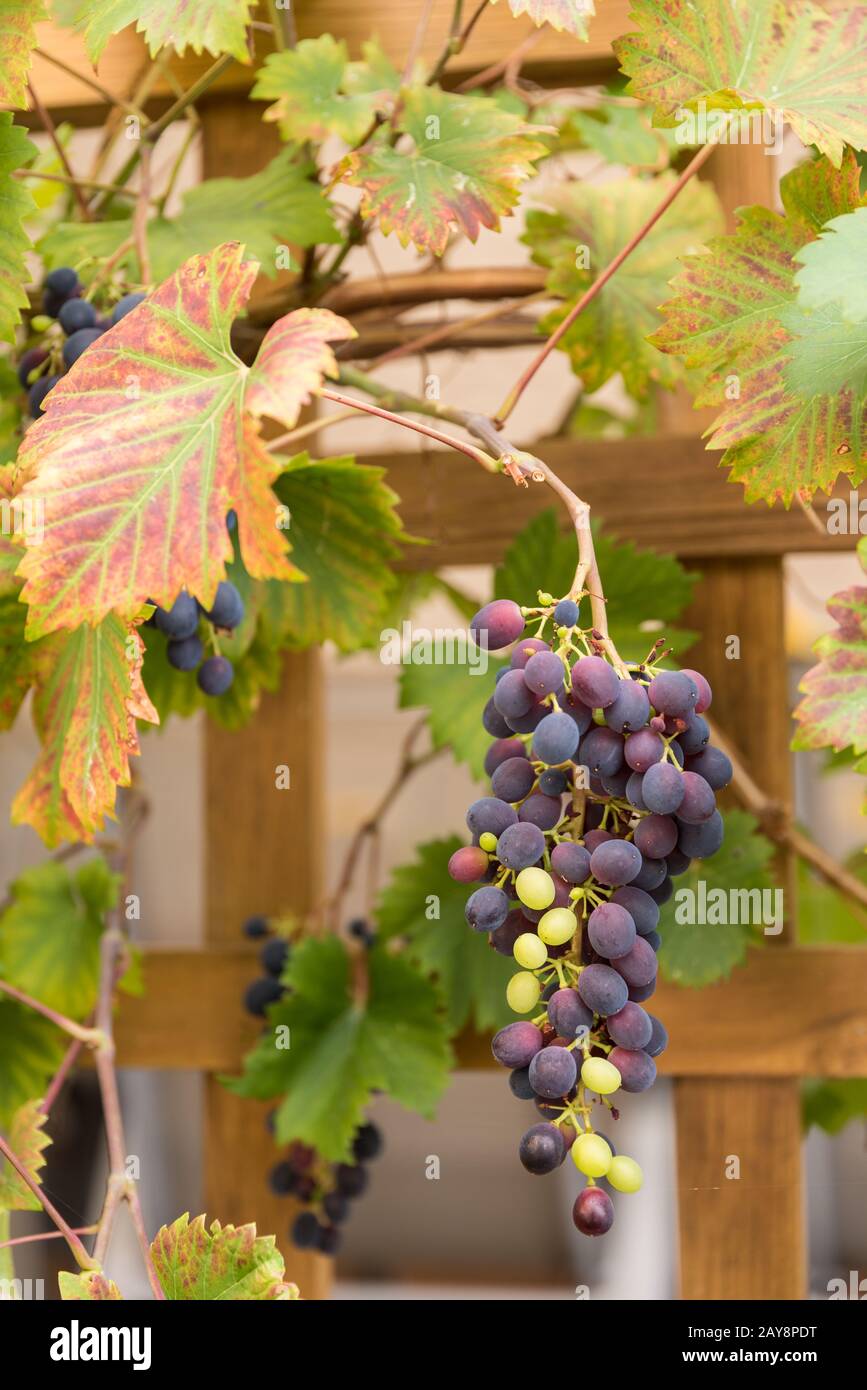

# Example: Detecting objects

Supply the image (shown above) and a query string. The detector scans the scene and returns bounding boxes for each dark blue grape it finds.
[677,771,716,824]
[204,580,245,631]
[261,938,289,977]
[269,1161,297,1196]
[563,689,593,734]
[482,696,512,739]
[666,847,692,876]
[465,885,509,932]
[17,346,48,387]
[678,809,724,858]
[519,1122,566,1174]
[62,327,104,368]
[678,713,710,755]
[496,821,545,870]
[242,915,269,938]
[335,1163,369,1198]
[352,1122,382,1161]
[166,633,203,671]
[589,839,642,887]
[610,886,658,937]
[529,1045,578,1099]
[553,598,580,627]
[577,963,628,1016]
[494,668,535,719]
[509,1067,536,1100]
[111,292,146,324]
[532,712,580,765]
[197,655,234,696]
[58,298,97,334]
[291,1212,321,1248]
[154,591,199,639]
[490,910,526,956]
[518,793,562,830]
[685,746,733,790]
[539,767,567,796]
[244,976,283,1017]
[611,937,658,988]
[604,679,650,733]
[484,738,526,777]
[631,855,667,891]
[634,814,678,859]
[641,761,684,814]
[550,841,590,885]
[523,650,566,696]
[644,1014,669,1057]
[626,771,647,810]
[644,929,662,950]
[649,877,673,906]
[28,373,60,418]
[580,726,624,777]
[323,1192,349,1224]
[466,796,518,838]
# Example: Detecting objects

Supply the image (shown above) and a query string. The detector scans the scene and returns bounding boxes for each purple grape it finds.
[166,633,203,671]
[519,1122,566,1174]
[518,793,562,830]
[624,728,664,773]
[666,848,692,876]
[62,326,105,368]
[681,668,712,713]
[204,580,244,631]
[532,712,580,765]
[583,828,613,852]
[678,713,710,756]
[626,771,647,810]
[547,988,593,1040]
[17,346,48,388]
[466,797,518,838]
[154,591,199,639]
[580,726,625,778]
[589,839,642,887]
[563,689,594,734]
[600,767,630,798]
[28,373,60,417]
[634,814,678,859]
[604,680,651,733]
[524,650,567,696]
[607,1002,653,1050]
[465,885,509,932]
[505,703,547,734]
[644,929,662,950]
[111,291,146,324]
[629,980,656,1002]
[484,738,527,776]
[678,809,724,858]
[490,910,526,956]
[494,668,535,719]
[58,298,97,334]
[648,670,698,718]
[644,1014,669,1057]
[641,761,684,814]
[554,598,580,626]
[610,886,659,937]
[685,746,732,790]
[571,656,619,708]
[611,937,658,988]
[588,901,636,958]
[483,697,512,739]
[447,845,489,883]
[510,637,549,669]
[197,655,234,696]
[550,842,591,885]
[509,1067,536,1100]
[609,1046,657,1093]
[649,877,673,906]
[491,756,536,803]
[471,599,525,652]
[496,821,545,870]
[539,767,567,796]
[492,1021,544,1068]
[573,1186,614,1235]
[630,855,667,891]
[677,771,716,824]
[577,963,629,1016]
[529,1045,578,1099]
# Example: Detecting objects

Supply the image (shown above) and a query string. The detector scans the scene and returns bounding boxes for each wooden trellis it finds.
[24,7,867,1302]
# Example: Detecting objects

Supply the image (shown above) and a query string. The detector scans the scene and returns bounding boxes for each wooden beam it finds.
[115,945,867,1077]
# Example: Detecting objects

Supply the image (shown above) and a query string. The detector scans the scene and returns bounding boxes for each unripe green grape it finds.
[581,1055,622,1095]
[513,932,548,969]
[538,591,554,605]
[30,314,53,332]
[506,971,541,1014]
[515,866,555,910]
[607,1154,643,1193]
[538,907,577,946]
[479,831,498,852]
[571,1132,612,1178]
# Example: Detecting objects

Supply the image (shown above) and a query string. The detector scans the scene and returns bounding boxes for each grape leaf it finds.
[0,0,46,107]
[795,855,867,945]
[11,617,159,847]
[524,174,723,397]
[613,0,867,166]
[39,151,340,286]
[375,837,514,1033]
[562,106,676,169]
[793,537,867,767]
[0,115,38,344]
[490,0,595,39]
[59,1271,123,1300]
[73,0,254,64]
[0,859,119,1017]
[15,245,354,638]
[399,657,504,782]
[653,152,867,504]
[151,1214,298,1300]
[339,86,549,256]
[0,1001,63,1126]
[657,811,775,986]
[225,937,453,1162]
[253,35,386,144]
[0,361,23,465]
[792,206,867,324]
[0,1100,51,1212]
[803,1079,867,1134]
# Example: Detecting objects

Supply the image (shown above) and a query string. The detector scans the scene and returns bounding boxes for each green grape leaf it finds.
[803,1078,867,1134]
[40,151,339,285]
[15,245,354,638]
[613,0,867,166]
[0,587,33,728]
[339,86,548,256]
[11,617,159,848]
[73,0,254,63]
[151,1214,299,1300]
[793,537,867,763]
[344,37,406,97]
[375,837,514,1033]
[0,859,119,1018]
[225,937,453,1162]
[0,115,38,344]
[653,152,867,504]
[59,1271,123,1300]
[795,856,867,944]
[0,1,46,107]
[399,658,503,782]
[657,811,775,986]
[0,361,23,465]
[524,174,723,397]
[0,1001,63,1126]
[253,35,385,144]
[793,206,867,323]
[489,0,595,39]
[0,1099,51,1212]
[563,106,675,168]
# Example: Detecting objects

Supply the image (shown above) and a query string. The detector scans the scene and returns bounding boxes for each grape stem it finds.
[27,80,92,220]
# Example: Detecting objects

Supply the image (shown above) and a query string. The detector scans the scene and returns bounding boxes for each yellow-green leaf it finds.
[0,1099,51,1212]
[0,0,47,107]
[73,0,253,64]
[59,1271,123,1300]
[151,1214,299,1300]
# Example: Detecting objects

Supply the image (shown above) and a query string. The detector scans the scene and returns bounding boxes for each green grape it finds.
[515,866,555,910]
[571,1132,612,1178]
[581,1055,622,1095]
[538,907,577,946]
[607,1155,643,1193]
[506,971,541,1014]
[513,932,548,969]
[479,831,498,852]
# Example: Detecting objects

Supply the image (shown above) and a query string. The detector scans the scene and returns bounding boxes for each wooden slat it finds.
[370,437,857,563]
[115,945,867,1077]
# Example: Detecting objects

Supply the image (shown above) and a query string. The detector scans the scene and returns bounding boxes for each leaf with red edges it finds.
[151,1213,300,1300]
[15,244,354,638]
[793,537,867,765]
[0,1,46,108]
[59,1271,123,1300]
[491,0,595,39]
[0,1099,51,1212]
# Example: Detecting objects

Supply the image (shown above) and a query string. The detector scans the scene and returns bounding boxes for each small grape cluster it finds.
[17,265,145,419]
[269,1122,383,1257]
[146,572,244,698]
[241,914,291,1016]
[449,595,730,1237]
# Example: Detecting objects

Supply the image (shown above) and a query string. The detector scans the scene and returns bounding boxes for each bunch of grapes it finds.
[17,265,145,419]
[146,570,244,698]
[241,914,291,1016]
[448,594,730,1237]
[268,1122,384,1257]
